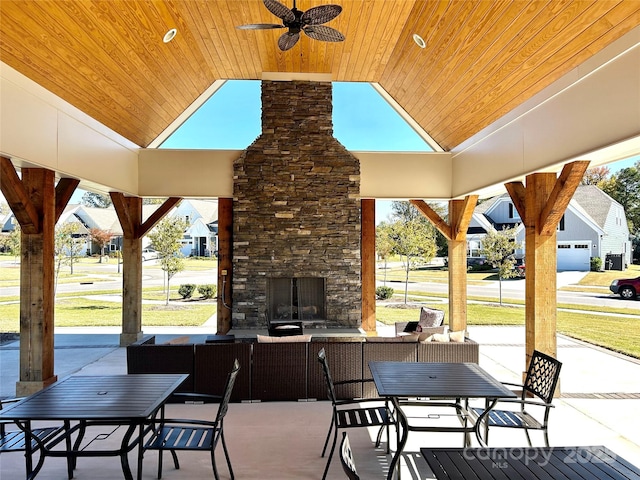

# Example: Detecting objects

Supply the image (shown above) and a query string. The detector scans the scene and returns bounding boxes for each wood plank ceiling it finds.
[1,1,639,150]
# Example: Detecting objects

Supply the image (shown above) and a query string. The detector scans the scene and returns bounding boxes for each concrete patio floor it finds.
[1,324,639,479]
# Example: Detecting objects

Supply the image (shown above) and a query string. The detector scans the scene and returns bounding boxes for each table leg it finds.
[387,398,408,480]
[15,420,46,480]
[63,420,73,479]
[119,424,138,480]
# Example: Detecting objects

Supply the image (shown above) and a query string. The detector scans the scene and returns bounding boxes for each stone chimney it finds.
[232,80,361,329]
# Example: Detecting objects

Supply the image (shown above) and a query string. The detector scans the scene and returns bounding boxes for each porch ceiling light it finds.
[163,28,177,43]
[413,33,426,49]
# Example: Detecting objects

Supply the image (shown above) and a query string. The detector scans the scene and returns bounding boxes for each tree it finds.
[376,222,394,286]
[581,166,610,186]
[480,225,522,305]
[5,223,21,263]
[148,217,188,305]
[81,192,112,208]
[386,201,438,303]
[89,228,113,263]
[54,223,85,292]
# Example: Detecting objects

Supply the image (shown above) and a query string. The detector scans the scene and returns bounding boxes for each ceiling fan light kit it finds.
[237,0,345,51]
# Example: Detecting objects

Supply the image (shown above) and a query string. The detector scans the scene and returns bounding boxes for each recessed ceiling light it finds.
[413,33,426,49]
[163,28,177,43]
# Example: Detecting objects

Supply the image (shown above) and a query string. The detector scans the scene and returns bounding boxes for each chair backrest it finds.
[523,350,562,404]
[214,359,240,423]
[317,348,338,405]
[339,432,360,480]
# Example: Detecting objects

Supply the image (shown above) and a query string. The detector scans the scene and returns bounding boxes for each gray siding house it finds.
[468,185,631,271]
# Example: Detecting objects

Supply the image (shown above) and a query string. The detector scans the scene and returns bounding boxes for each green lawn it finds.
[0,297,216,330]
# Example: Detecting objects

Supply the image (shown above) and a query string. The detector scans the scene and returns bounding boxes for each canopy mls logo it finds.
[462,447,617,469]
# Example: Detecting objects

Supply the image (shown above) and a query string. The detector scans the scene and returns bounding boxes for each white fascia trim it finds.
[370,83,444,152]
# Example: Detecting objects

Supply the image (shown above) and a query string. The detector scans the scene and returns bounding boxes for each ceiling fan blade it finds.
[303,25,345,42]
[278,31,300,51]
[301,5,342,25]
[263,0,295,23]
[236,23,285,30]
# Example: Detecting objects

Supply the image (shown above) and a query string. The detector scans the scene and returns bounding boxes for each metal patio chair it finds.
[318,348,394,480]
[0,398,63,477]
[472,350,562,447]
[339,432,360,480]
[145,359,240,479]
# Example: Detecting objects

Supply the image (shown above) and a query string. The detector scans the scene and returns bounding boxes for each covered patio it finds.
[2,1,640,398]
[1,324,639,479]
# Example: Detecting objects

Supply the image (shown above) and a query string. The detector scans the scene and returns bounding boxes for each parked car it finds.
[466,257,487,267]
[141,248,159,261]
[609,276,640,299]
[513,258,525,278]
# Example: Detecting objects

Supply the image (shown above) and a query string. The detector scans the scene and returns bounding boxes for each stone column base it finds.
[120,331,143,347]
[16,375,58,396]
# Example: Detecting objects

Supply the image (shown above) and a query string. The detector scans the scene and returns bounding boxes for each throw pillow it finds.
[418,307,445,329]
[449,330,466,343]
[430,333,450,343]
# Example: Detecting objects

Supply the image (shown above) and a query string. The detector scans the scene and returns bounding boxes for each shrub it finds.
[178,284,196,299]
[197,284,217,299]
[590,257,602,272]
[376,286,394,300]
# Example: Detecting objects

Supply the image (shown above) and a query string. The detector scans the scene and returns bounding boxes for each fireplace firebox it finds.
[268,277,326,323]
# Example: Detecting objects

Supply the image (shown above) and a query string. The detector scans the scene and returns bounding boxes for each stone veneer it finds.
[232,80,361,329]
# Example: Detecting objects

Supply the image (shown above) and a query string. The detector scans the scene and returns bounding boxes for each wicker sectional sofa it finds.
[126,335,479,402]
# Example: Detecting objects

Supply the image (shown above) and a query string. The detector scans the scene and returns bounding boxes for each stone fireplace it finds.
[232,80,361,329]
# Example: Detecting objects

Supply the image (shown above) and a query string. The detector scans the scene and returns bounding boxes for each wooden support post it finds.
[505,161,589,382]
[217,198,233,334]
[411,196,477,333]
[1,157,79,395]
[361,199,376,332]
[111,193,181,345]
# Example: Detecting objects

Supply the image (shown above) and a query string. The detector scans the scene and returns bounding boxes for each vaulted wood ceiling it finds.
[1,1,639,150]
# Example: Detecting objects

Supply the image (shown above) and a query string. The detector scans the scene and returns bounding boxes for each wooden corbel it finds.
[410,196,478,241]
[111,192,182,238]
[0,157,40,234]
[538,161,589,236]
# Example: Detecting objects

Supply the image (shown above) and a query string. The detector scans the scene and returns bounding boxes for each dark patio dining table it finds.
[369,361,516,480]
[0,373,187,480]
[421,445,640,479]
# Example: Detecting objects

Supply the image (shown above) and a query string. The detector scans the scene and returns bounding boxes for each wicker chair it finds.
[145,359,240,479]
[0,398,62,477]
[318,348,394,480]
[339,432,360,480]
[472,350,562,447]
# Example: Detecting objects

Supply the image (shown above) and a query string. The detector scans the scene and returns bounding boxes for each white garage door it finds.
[557,243,591,271]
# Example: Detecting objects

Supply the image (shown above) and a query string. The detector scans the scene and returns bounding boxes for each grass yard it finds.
[0,297,216,331]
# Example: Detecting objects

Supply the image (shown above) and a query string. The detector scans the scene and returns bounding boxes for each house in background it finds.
[168,199,219,258]
[4,200,220,259]
[468,185,631,271]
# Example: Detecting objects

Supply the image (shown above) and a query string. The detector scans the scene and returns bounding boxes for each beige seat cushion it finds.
[257,334,312,343]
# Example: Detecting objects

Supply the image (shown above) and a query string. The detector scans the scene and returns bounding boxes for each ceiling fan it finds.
[236,0,345,51]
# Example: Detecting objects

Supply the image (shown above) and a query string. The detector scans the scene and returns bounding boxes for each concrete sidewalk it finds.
[1,325,639,479]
